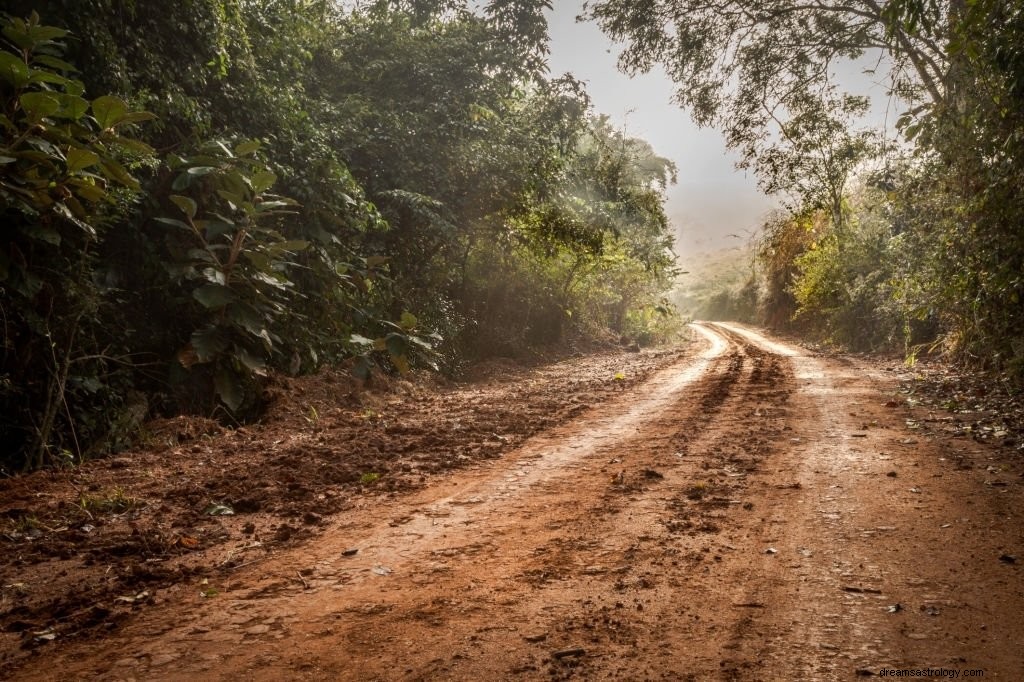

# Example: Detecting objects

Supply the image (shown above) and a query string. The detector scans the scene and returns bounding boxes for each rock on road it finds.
[20,323,1024,680]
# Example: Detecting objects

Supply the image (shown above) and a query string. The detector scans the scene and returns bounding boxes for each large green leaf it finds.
[400,311,418,331]
[250,170,277,193]
[92,95,127,129]
[33,55,77,73]
[19,92,60,120]
[154,217,195,233]
[193,283,236,309]
[26,24,68,43]
[115,111,157,126]
[0,52,29,87]
[227,302,268,337]
[55,94,89,120]
[214,365,243,411]
[99,158,139,190]
[66,147,100,173]
[190,326,227,363]
[170,194,197,220]
[234,140,261,156]
[235,346,268,376]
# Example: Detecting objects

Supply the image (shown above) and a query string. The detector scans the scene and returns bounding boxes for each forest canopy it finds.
[0,1,680,471]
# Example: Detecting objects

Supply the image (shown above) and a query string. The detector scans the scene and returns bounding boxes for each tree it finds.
[754,87,878,231]
[584,0,953,162]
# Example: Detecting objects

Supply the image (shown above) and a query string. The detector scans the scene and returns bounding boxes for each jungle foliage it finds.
[598,0,1024,370]
[0,2,679,471]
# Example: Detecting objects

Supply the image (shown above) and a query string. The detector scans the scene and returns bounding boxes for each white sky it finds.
[544,4,778,258]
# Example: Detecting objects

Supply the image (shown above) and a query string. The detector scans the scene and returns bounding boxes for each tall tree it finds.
[584,0,956,161]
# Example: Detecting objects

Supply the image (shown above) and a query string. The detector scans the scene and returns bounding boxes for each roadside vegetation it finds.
[0,2,680,471]
[595,0,1024,372]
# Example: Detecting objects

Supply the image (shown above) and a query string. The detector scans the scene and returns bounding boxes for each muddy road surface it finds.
[10,323,1024,680]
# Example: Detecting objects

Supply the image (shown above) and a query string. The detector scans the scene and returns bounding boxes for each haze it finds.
[544,4,777,258]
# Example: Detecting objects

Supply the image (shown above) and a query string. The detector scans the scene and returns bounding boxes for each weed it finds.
[78,486,140,515]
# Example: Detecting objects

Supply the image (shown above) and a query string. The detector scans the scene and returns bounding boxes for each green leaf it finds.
[193,283,235,309]
[0,52,29,87]
[186,248,216,264]
[26,25,68,43]
[19,92,60,120]
[202,267,226,285]
[190,325,227,363]
[170,195,197,220]
[214,366,243,411]
[107,135,155,155]
[234,140,261,156]
[385,334,407,358]
[33,54,77,72]
[27,69,69,87]
[99,158,139,190]
[114,111,156,126]
[67,178,106,203]
[227,302,267,337]
[187,166,218,177]
[171,173,192,191]
[215,189,244,209]
[53,202,96,237]
[198,220,234,240]
[154,217,195,233]
[235,346,268,376]
[399,311,418,331]
[66,147,100,173]
[253,271,289,289]
[55,94,89,120]
[92,95,127,129]
[251,170,277,193]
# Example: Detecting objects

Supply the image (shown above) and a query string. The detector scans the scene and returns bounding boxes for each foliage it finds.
[591,0,1024,378]
[0,12,154,470]
[0,4,681,470]
[586,0,950,165]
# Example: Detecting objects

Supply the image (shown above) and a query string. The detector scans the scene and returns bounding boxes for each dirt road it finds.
[13,323,1024,680]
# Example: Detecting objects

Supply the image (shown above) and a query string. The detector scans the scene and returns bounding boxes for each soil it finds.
[2,324,1023,680]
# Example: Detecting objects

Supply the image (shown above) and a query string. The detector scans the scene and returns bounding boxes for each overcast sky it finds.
[543,4,778,258]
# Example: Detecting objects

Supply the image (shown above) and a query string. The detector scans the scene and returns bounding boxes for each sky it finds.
[543,4,778,258]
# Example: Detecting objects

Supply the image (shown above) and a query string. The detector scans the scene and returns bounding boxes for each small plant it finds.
[359,472,381,485]
[78,486,139,514]
[685,481,708,501]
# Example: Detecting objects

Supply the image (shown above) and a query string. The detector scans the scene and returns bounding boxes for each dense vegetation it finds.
[595,0,1024,372]
[0,1,679,471]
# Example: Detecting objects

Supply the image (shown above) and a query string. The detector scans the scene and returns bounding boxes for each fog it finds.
[545,3,896,260]
[544,4,777,259]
